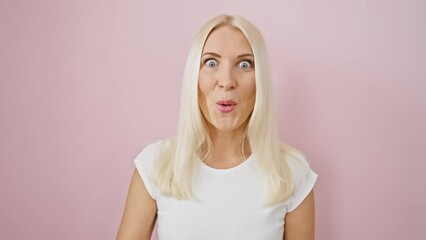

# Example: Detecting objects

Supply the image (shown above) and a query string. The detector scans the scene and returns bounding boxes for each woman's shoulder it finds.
[280,142,308,164]
[133,139,172,200]
[134,138,173,166]
[136,140,163,156]
[279,142,316,180]
[279,142,318,211]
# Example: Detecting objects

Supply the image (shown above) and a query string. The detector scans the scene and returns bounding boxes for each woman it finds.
[117,14,317,240]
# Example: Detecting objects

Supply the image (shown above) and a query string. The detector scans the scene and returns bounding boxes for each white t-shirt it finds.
[134,141,318,240]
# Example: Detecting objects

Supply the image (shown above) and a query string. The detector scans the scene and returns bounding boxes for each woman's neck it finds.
[205,123,251,168]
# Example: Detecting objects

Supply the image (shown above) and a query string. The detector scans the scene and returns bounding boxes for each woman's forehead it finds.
[202,26,253,55]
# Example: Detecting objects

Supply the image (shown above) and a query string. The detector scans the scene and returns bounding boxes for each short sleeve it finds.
[286,153,318,212]
[133,141,162,200]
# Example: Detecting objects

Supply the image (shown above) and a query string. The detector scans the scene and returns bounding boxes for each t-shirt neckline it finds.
[199,154,255,174]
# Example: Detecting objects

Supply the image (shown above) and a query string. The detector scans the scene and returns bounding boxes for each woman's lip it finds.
[217,104,236,113]
[216,100,237,113]
[217,100,237,105]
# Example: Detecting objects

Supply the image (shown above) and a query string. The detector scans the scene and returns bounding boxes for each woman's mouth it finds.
[216,100,237,113]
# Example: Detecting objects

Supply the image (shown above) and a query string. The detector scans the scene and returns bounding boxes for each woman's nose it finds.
[217,65,236,90]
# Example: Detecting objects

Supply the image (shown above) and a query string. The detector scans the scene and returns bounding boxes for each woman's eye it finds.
[205,59,218,68]
[239,60,252,69]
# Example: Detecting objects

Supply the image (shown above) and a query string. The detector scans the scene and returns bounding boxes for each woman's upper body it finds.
[117,15,317,240]
[118,140,316,240]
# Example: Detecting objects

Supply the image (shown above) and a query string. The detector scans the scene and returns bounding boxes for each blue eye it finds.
[205,59,218,68]
[239,60,252,69]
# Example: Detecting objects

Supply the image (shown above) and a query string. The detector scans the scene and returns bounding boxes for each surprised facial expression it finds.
[198,26,256,134]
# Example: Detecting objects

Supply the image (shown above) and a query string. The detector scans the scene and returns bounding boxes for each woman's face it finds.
[198,26,256,134]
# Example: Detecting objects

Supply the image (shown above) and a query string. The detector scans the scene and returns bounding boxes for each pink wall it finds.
[1,0,425,239]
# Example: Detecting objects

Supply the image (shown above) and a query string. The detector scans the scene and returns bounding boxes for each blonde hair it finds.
[153,14,298,205]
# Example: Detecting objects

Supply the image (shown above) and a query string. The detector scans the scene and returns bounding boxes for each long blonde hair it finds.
[153,14,296,205]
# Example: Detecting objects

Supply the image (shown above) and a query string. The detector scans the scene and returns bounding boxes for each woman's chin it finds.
[208,120,247,134]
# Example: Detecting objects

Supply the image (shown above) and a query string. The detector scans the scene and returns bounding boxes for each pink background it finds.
[1,0,425,239]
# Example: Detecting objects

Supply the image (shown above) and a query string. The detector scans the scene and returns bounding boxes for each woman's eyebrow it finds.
[202,52,253,58]
[202,52,221,58]
[237,53,254,58]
